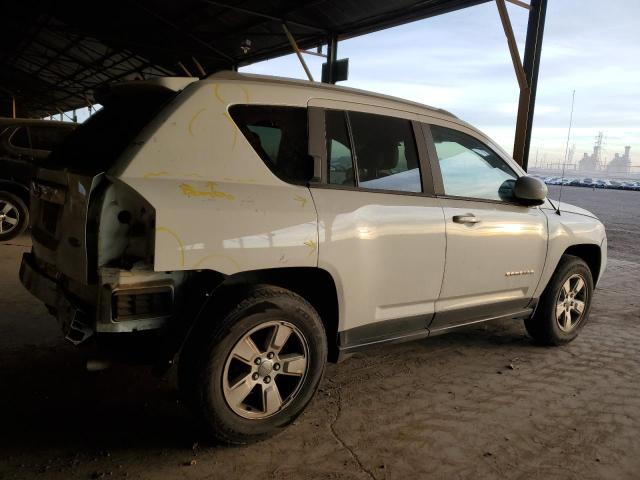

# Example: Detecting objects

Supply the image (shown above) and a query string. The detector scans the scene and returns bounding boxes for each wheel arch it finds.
[180,266,341,363]
[562,244,602,284]
[0,180,30,207]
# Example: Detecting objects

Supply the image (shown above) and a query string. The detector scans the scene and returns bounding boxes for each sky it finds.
[241,0,640,168]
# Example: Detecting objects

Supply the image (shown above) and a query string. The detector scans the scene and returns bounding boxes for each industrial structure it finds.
[577,131,633,174]
[606,146,632,174]
[579,132,605,171]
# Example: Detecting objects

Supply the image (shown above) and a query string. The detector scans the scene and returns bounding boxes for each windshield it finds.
[48,89,175,174]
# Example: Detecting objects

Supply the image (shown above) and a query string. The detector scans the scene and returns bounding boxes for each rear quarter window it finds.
[48,89,175,174]
[229,105,311,184]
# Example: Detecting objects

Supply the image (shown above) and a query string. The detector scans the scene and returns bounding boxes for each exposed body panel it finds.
[310,187,446,333]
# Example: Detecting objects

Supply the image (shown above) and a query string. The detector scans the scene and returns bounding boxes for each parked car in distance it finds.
[20,72,607,444]
[0,118,76,240]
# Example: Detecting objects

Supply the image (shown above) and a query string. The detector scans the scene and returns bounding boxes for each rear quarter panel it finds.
[112,80,318,274]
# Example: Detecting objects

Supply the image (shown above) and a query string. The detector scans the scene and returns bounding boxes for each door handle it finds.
[452,214,481,224]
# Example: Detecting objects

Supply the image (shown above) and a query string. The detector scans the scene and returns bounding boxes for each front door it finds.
[426,124,547,331]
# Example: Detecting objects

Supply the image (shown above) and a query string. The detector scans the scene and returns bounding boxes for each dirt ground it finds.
[1,186,639,480]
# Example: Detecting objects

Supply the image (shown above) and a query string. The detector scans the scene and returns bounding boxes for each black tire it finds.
[525,255,594,345]
[0,191,28,242]
[179,284,327,444]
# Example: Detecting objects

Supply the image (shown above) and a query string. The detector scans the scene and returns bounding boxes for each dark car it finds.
[0,118,75,240]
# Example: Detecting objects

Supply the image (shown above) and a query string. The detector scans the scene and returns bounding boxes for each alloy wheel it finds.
[0,200,20,235]
[222,320,309,419]
[555,273,588,332]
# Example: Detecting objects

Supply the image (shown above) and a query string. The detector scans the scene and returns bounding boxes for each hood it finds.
[544,199,597,219]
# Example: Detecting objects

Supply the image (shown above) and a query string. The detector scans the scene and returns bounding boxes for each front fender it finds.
[535,209,606,298]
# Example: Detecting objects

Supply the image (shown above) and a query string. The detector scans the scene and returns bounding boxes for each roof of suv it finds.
[107,71,460,123]
[207,70,459,120]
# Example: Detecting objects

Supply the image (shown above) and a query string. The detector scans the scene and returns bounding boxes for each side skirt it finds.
[337,304,536,361]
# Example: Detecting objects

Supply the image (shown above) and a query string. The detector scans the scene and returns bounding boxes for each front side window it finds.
[430,125,517,201]
[230,105,310,184]
[349,112,421,193]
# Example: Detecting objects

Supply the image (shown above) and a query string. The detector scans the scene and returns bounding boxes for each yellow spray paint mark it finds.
[192,253,241,271]
[155,226,185,267]
[304,240,317,256]
[294,195,308,208]
[213,83,246,150]
[143,171,170,178]
[179,182,235,201]
[239,85,250,103]
[186,172,204,178]
[213,83,250,104]
[213,83,225,104]
[188,108,206,136]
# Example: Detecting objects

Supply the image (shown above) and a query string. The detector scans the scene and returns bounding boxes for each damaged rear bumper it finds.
[20,252,181,345]
[20,252,94,345]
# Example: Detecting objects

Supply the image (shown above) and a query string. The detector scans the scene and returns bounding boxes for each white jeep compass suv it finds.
[20,72,607,443]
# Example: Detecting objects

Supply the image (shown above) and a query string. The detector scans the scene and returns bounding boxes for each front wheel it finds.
[525,255,594,345]
[179,285,327,444]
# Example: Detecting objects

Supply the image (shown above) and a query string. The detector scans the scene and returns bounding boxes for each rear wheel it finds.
[179,285,327,444]
[0,191,28,241]
[525,255,593,345]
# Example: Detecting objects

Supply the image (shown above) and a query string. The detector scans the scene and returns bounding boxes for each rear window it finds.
[48,89,175,173]
[229,105,311,184]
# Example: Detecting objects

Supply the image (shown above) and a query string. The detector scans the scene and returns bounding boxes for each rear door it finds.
[424,123,548,332]
[308,101,446,351]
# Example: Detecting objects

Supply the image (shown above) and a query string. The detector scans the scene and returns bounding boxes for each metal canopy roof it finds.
[1,0,491,118]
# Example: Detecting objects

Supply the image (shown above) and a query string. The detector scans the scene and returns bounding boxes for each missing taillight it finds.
[111,286,172,321]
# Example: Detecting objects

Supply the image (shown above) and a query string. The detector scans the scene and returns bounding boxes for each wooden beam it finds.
[495,0,528,91]
[506,0,531,9]
[282,23,314,82]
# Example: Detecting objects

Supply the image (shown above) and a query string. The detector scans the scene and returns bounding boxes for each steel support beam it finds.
[512,0,548,170]
[324,34,339,84]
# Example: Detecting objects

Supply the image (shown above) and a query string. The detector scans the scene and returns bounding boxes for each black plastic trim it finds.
[337,300,537,357]
[429,298,533,331]
[338,314,431,353]
[307,182,437,198]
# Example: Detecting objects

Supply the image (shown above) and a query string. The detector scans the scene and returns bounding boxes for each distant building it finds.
[579,144,601,171]
[606,146,632,174]
[579,132,606,171]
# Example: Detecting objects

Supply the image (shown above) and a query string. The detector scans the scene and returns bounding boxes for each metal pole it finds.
[512,0,548,170]
[11,96,16,118]
[326,34,338,84]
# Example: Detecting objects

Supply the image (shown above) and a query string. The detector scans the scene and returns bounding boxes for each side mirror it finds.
[513,176,547,206]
